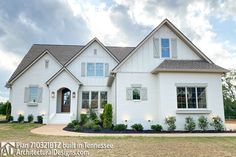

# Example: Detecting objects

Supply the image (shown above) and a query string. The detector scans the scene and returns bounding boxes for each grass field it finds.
[0,123,236,157]
[0,114,6,121]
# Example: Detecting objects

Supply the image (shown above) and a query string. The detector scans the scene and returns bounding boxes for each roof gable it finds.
[7,42,134,85]
[112,19,213,72]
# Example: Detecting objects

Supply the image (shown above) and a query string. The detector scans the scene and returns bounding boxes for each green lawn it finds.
[0,123,236,157]
[0,114,6,121]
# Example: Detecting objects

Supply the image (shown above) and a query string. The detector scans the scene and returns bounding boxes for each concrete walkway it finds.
[31,124,236,137]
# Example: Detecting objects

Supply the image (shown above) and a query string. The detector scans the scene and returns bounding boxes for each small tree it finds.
[198,116,208,131]
[103,104,112,129]
[211,115,224,131]
[27,114,34,123]
[165,116,176,131]
[5,101,11,122]
[184,116,196,132]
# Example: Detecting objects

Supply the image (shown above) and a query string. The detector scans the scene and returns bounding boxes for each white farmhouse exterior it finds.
[6,19,228,130]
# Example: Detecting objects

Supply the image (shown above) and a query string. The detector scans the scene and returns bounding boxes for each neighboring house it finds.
[6,19,228,130]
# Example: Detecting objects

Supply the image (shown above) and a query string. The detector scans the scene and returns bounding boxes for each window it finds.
[87,63,95,76]
[96,63,103,76]
[176,87,207,109]
[177,87,186,108]
[45,60,49,69]
[29,87,38,103]
[86,63,107,77]
[197,87,207,108]
[132,88,141,100]
[100,91,107,108]
[82,91,89,109]
[91,91,98,109]
[161,38,170,58]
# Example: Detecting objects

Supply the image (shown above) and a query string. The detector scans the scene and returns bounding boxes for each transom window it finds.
[177,87,207,109]
[29,87,38,103]
[82,91,107,109]
[161,38,170,58]
[132,88,141,100]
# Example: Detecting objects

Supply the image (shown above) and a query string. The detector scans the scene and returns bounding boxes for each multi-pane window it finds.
[91,91,98,109]
[29,87,38,103]
[96,63,103,76]
[197,88,207,108]
[176,87,207,109]
[82,91,89,109]
[132,88,141,100]
[177,87,186,108]
[100,91,107,108]
[82,91,108,109]
[86,63,106,77]
[87,63,95,76]
[161,38,170,58]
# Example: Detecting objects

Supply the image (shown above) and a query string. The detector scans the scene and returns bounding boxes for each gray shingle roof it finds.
[8,44,135,83]
[151,60,229,74]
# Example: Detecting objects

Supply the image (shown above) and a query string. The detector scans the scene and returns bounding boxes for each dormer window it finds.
[45,59,49,69]
[161,38,170,58]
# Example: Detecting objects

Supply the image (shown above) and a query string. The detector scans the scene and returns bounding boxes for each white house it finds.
[6,19,228,130]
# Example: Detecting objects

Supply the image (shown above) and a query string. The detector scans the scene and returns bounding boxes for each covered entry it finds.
[57,87,71,113]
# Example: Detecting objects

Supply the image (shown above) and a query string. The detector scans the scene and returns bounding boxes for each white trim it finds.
[176,109,212,114]
[9,50,63,85]
[65,37,119,67]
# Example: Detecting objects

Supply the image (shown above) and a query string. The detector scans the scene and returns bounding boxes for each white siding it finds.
[118,24,201,72]
[10,53,62,122]
[67,41,118,86]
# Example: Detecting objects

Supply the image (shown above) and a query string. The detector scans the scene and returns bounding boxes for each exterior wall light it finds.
[148,120,151,122]
[72,92,76,98]
[124,119,128,122]
[51,91,55,98]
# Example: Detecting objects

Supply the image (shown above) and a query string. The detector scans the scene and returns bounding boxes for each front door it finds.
[61,88,71,112]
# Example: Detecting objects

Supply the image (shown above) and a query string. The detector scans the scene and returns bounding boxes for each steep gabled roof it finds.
[46,67,82,85]
[112,19,214,72]
[7,42,134,85]
[151,60,229,74]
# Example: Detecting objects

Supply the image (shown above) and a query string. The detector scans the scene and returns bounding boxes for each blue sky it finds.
[0,0,236,102]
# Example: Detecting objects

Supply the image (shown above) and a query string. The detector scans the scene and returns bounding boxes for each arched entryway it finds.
[57,88,71,113]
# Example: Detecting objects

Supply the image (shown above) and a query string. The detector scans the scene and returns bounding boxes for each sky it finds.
[0,0,236,102]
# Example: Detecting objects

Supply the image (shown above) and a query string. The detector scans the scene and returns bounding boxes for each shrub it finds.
[0,102,7,115]
[37,115,43,124]
[131,124,143,131]
[74,125,81,132]
[89,109,98,120]
[18,114,24,123]
[113,124,127,131]
[83,119,95,129]
[165,116,176,131]
[198,116,208,131]
[71,120,79,126]
[184,117,196,132]
[5,102,11,121]
[103,104,113,129]
[91,124,101,132]
[151,124,163,132]
[210,115,224,131]
[8,116,13,122]
[67,123,74,128]
[27,114,34,123]
[80,114,88,125]
[100,113,104,124]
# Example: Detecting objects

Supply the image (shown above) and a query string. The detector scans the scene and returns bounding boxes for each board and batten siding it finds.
[118,24,201,73]
[67,41,118,86]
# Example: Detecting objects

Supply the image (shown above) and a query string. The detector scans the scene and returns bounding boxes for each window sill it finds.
[27,102,38,106]
[176,109,212,114]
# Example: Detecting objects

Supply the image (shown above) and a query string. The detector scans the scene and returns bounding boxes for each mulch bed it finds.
[63,126,236,134]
